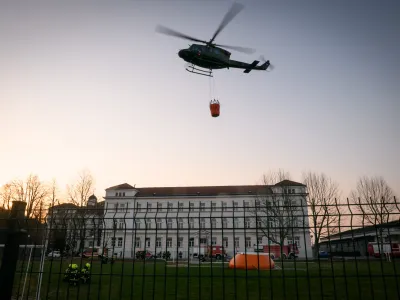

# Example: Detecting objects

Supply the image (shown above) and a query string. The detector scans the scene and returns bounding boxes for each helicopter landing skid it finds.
[186,64,213,77]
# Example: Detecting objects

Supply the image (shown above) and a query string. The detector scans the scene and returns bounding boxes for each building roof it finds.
[106,183,136,191]
[88,194,97,200]
[133,185,273,197]
[274,180,306,187]
[320,219,400,242]
[105,180,306,197]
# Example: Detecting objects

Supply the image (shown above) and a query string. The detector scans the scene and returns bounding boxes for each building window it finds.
[257,236,263,245]
[178,237,183,247]
[89,241,94,247]
[157,203,163,211]
[168,202,173,211]
[136,203,141,212]
[200,238,207,245]
[200,202,205,211]
[119,219,124,230]
[222,218,228,228]
[223,237,228,248]
[200,218,205,229]
[233,201,238,211]
[257,219,262,229]
[211,237,217,245]
[222,202,227,211]
[166,238,172,248]
[255,200,260,208]
[294,236,300,248]
[123,192,125,197]
[167,219,173,229]
[146,219,151,229]
[244,201,250,211]
[119,204,126,212]
[156,238,162,247]
[179,203,184,211]
[211,202,217,211]
[292,189,295,194]
[245,237,252,248]
[111,237,116,247]
[190,203,195,211]
[157,219,162,229]
[147,203,152,212]
[135,221,140,229]
[234,218,239,228]
[115,192,118,197]
[178,218,183,229]
[189,218,195,229]
[113,203,119,212]
[245,218,251,228]
[234,237,240,248]
[135,238,141,248]
[269,220,274,228]
[118,237,123,247]
[189,238,194,247]
[211,218,216,228]
[145,238,150,248]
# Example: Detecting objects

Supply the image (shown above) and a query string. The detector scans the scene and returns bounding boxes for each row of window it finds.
[110,200,301,213]
[112,217,303,230]
[113,236,301,249]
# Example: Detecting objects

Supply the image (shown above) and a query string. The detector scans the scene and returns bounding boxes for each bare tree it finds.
[0,183,14,210]
[67,170,95,207]
[261,169,291,185]
[350,176,397,226]
[252,170,302,259]
[11,174,49,218]
[302,171,341,257]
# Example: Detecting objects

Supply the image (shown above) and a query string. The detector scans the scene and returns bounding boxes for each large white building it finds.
[102,180,312,259]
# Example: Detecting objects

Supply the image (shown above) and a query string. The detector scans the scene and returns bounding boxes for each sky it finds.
[1,0,399,199]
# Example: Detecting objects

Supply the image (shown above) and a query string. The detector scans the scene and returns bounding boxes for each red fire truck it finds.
[263,243,299,259]
[207,245,226,260]
[367,242,400,258]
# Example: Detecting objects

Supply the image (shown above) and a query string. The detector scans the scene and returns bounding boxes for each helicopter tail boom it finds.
[243,60,260,73]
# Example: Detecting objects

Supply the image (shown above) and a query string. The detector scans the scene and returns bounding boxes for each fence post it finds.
[0,201,27,300]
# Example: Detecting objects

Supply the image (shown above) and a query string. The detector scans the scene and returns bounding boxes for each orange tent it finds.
[229,253,275,270]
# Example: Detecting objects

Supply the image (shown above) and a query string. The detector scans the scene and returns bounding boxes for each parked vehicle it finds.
[263,243,299,259]
[207,245,226,260]
[367,242,400,258]
[48,250,61,258]
[318,251,330,258]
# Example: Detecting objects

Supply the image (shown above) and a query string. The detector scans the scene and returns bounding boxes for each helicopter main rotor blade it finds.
[155,25,208,44]
[208,2,245,45]
[215,44,256,54]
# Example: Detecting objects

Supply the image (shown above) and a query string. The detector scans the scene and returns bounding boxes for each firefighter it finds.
[68,264,80,286]
[64,263,78,282]
[80,262,91,283]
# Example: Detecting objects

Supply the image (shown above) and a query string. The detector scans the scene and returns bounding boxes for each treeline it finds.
[0,169,97,220]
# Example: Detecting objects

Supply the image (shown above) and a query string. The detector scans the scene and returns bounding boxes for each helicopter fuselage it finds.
[178,44,230,69]
[178,44,269,73]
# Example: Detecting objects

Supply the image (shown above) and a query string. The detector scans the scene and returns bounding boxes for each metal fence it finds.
[0,199,399,299]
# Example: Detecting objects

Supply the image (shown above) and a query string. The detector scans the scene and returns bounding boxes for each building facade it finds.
[46,196,104,254]
[102,181,312,259]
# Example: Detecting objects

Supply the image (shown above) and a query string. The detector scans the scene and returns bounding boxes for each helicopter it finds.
[156,2,272,77]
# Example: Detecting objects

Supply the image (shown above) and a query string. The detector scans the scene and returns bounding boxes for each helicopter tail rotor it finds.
[259,55,274,71]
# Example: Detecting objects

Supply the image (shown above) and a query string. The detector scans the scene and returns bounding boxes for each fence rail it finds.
[0,199,399,299]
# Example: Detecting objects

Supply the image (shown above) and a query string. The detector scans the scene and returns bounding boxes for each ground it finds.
[11,258,400,299]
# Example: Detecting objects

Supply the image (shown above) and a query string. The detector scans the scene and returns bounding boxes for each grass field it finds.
[11,258,400,299]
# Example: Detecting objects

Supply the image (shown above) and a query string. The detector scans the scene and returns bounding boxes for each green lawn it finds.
[11,258,400,299]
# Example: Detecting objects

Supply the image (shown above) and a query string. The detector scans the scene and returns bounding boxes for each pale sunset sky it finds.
[1,0,399,199]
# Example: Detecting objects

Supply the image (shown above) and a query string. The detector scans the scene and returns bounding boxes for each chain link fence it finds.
[0,198,399,299]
